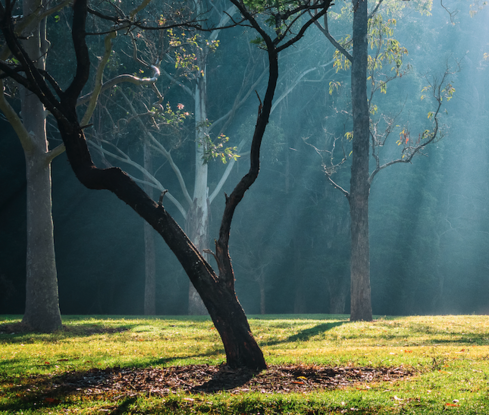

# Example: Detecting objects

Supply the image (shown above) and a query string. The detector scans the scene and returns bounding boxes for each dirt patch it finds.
[50,364,412,397]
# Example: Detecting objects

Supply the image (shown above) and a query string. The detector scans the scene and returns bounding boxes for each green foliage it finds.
[328,81,341,95]
[201,132,240,164]
[151,102,191,127]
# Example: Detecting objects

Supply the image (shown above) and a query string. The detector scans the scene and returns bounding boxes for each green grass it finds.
[1,314,489,413]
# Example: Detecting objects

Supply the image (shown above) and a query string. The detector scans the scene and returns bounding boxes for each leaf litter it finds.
[40,364,412,399]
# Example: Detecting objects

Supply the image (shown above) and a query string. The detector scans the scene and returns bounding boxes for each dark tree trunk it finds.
[1,0,331,371]
[349,0,372,321]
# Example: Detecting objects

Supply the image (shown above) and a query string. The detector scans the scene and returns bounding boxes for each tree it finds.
[0,0,176,330]
[0,0,332,368]
[311,0,456,320]
[0,0,69,332]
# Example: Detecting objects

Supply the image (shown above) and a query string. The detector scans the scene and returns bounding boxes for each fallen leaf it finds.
[44,397,61,404]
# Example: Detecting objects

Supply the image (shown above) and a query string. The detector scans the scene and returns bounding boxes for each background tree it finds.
[310,0,455,320]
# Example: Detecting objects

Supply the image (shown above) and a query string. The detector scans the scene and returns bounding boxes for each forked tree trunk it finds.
[143,142,156,315]
[20,5,62,332]
[349,0,372,322]
[1,0,331,370]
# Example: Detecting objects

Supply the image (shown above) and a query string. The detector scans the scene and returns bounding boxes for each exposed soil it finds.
[50,364,412,397]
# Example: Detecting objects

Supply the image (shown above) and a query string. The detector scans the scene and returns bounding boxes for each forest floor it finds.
[1,314,489,414]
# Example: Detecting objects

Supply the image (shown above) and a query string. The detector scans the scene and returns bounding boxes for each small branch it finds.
[203,248,219,266]
[313,13,353,62]
[0,78,34,153]
[368,0,384,19]
[46,142,66,163]
[255,90,263,116]
[158,189,168,206]
[78,65,161,106]
[327,176,350,198]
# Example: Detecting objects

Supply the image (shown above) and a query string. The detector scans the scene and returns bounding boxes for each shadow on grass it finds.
[146,349,225,367]
[0,362,254,413]
[109,396,138,414]
[0,367,134,413]
[263,321,349,347]
[0,321,135,342]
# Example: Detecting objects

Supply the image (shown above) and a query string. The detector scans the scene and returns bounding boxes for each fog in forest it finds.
[0,0,488,317]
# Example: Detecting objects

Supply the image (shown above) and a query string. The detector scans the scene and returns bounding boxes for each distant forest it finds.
[1,0,488,317]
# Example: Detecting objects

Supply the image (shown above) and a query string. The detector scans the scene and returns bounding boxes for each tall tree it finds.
[312,0,455,320]
[0,0,68,332]
[0,0,174,329]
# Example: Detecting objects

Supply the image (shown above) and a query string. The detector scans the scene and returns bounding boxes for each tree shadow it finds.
[145,348,225,366]
[108,397,138,414]
[0,321,134,342]
[190,366,255,393]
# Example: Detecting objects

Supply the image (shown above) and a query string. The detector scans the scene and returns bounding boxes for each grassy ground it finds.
[1,314,489,414]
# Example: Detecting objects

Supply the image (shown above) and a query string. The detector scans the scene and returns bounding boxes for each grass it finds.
[1,314,489,413]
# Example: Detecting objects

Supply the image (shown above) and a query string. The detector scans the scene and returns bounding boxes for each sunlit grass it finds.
[1,314,489,413]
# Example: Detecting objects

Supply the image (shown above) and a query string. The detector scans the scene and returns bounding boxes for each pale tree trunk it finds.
[187,67,209,315]
[143,142,156,315]
[326,276,348,314]
[20,8,62,331]
[258,275,266,314]
[348,0,372,321]
[293,238,306,313]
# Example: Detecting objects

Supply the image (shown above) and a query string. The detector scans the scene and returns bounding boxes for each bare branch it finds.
[368,0,384,19]
[46,142,66,163]
[88,138,188,218]
[0,78,34,152]
[313,12,353,62]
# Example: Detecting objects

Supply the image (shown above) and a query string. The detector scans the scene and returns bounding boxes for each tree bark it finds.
[187,67,210,315]
[349,0,372,321]
[20,4,62,332]
[143,142,156,315]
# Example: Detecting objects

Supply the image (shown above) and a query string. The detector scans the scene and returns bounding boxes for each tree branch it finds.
[313,12,353,62]
[0,78,34,153]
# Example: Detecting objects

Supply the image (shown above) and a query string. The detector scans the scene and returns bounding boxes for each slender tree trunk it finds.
[20,4,62,332]
[143,142,156,315]
[293,238,306,313]
[349,0,372,321]
[258,275,266,314]
[326,276,348,314]
[187,63,210,315]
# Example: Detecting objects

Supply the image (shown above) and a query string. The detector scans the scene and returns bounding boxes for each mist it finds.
[1,0,488,317]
